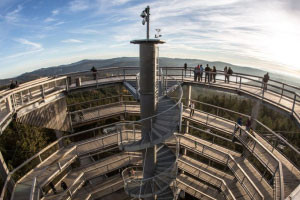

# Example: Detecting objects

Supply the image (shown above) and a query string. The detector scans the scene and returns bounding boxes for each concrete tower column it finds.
[185,84,192,134]
[251,100,262,130]
[131,39,164,200]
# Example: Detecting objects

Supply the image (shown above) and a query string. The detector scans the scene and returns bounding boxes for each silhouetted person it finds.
[9,80,16,89]
[205,64,211,83]
[236,116,243,135]
[189,102,195,117]
[224,66,228,83]
[61,181,68,191]
[263,73,269,91]
[193,65,198,82]
[246,117,252,131]
[15,81,19,88]
[91,66,97,80]
[212,66,217,83]
[196,65,201,82]
[184,63,187,77]
[199,64,203,82]
[49,182,57,194]
[227,67,233,83]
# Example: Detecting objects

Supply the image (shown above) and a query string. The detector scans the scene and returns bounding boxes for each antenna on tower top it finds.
[140,6,150,40]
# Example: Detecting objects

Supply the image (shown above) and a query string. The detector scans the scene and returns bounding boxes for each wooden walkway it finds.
[183,108,300,198]
[179,77,300,124]
[178,155,250,200]
[177,173,223,200]
[42,153,142,200]
[11,132,127,200]
[70,103,140,126]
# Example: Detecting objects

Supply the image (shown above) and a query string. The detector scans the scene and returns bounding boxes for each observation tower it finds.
[0,5,299,200]
[119,6,182,200]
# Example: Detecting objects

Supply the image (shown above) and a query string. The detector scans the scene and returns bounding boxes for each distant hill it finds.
[1,57,299,87]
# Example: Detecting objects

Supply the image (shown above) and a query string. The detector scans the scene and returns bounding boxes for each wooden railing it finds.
[182,99,300,170]
[178,134,264,200]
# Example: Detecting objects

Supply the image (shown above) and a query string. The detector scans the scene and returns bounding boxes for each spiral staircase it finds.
[118,73,183,200]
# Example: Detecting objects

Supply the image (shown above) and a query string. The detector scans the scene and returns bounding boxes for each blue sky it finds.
[0,0,300,79]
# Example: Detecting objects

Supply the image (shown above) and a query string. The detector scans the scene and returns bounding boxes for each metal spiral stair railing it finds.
[118,74,183,199]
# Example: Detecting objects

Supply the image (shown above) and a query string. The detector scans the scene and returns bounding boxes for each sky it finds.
[0,0,300,79]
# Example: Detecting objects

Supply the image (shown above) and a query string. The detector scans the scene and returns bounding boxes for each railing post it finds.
[40,85,45,99]
[20,92,23,105]
[123,69,126,80]
[281,83,284,98]
[133,124,136,141]
[206,114,209,125]
[291,92,296,114]
[239,77,242,89]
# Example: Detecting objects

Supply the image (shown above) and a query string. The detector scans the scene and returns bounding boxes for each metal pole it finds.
[147,6,150,40]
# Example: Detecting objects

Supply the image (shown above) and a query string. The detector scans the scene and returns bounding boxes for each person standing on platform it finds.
[193,65,198,82]
[184,63,187,77]
[61,181,68,191]
[91,66,97,80]
[199,64,204,82]
[205,64,211,83]
[235,116,243,135]
[224,66,228,83]
[212,66,217,83]
[196,65,201,82]
[246,117,252,131]
[49,182,57,194]
[263,73,269,91]
[190,102,195,117]
[227,67,233,83]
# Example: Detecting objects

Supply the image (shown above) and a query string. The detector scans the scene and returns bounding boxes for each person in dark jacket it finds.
[227,67,233,83]
[224,66,228,83]
[193,65,198,82]
[263,73,269,91]
[212,66,217,83]
[205,64,211,83]
[199,64,203,82]
[9,80,16,89]
[184,63,187,77]
[246,117,252,131]
[235,116,243,134]
[49,182,57,194]
[91,66,97,80]
[61,181,68,191]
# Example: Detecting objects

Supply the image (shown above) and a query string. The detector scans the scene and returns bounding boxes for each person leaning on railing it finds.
[224,66,228,83]
[212,66,217,83]
[205,64,211,83]
[263,72,269,91]
[227,67,233,83]
[91,66,97,80]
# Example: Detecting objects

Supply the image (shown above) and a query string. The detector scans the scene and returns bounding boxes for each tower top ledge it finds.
[130,39,165,44]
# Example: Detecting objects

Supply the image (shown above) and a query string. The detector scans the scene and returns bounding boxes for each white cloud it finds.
[52,9,59,16]
[69,0,90,12]
[4,5,22,23]
[44,17,56,22]
[61,39,83,43]
[15,38,43,50]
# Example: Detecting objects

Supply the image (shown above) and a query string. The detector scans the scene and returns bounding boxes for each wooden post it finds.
[292,93,296,114]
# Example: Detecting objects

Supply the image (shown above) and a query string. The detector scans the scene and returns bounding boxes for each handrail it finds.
[176,177,217,200]
[190,99,300,154]
[177,134,264,200]
[121,137,179,188]
[178,158,236,200]
[234,124,284,200]
[185,99,300,171]
[0,121,133,199]
[67,94,133,108]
